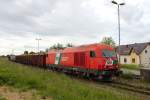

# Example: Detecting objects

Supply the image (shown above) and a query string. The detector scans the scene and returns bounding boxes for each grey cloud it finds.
[0,0,58,35]
[0,0,116,37]
[121,3,144,24]
[0,0,150,55]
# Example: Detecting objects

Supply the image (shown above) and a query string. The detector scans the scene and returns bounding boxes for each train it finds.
[9,43,121,80]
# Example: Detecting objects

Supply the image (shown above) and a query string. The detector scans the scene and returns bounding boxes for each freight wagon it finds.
[15,54,46,68]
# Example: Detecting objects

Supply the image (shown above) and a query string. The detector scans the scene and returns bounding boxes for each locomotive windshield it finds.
[102,50,116,57]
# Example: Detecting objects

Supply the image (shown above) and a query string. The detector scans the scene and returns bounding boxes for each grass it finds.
[0,57,140,100]
[121,64,139,70]
[0,95,6,100]
[120,72,134,79]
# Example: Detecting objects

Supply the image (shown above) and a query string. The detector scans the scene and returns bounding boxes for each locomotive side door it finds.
[89,51,96,69]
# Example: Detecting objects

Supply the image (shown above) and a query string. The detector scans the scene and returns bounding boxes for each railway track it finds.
[68,74,150,96]
[106,81,150,96]
[48,67,150,96]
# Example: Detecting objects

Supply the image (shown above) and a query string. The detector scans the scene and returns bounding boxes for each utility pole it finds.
[35,38,42,54]
[111,0,125,64]
[24,45,28,52]
[11,49,14,55]
[36,38,42,66]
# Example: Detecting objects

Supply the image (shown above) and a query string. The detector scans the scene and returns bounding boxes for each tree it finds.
[40,51,46,54]
[101,37,116,47]
[56,43,64,49]
[29,51,35,54]
[49,43,64,50]
[45,48,49,53]
[24,51,28,55]
[66,43,73,47]
[46,43,74,51]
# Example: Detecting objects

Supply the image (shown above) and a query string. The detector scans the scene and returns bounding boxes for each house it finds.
[116,42,150,67]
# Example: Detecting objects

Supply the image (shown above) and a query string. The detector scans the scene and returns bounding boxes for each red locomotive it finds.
[46,43,120,80]
[11,43,120,80]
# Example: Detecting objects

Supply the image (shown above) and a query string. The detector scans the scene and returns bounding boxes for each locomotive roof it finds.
[48,43,114,53]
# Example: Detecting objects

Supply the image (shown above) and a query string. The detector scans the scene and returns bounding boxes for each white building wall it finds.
[140,45,150,67]
[120,55,131,64]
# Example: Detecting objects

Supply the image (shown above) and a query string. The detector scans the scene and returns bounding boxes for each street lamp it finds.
[111,0,125,64]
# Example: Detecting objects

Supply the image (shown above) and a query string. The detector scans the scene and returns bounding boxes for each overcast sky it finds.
[0,0,150,55]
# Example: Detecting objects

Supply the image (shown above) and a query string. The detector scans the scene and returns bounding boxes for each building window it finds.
[145,50,148,54]
[124,58,127,63]
[132,58,135,63]
[90,51,96,58]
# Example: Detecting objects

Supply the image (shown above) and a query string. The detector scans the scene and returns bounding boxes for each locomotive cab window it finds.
[102,50,116,57]
[90,51,96,57]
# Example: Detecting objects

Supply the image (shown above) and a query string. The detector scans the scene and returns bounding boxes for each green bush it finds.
[121,64,139,70]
